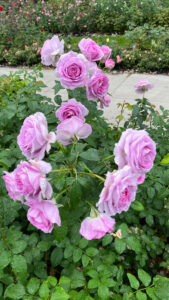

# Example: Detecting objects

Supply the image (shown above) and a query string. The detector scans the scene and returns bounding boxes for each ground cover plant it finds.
[0,36,169,299]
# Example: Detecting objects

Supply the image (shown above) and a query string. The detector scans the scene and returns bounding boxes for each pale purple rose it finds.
[55,98,88,122]
[134,80,154,94]
[97,166,138,216]
[41,35,64,66]
[100,94,111,109]
[80,213,115,240]
[26,200,61,233]
[137,174,145,185]
[3,170,23,202]
[101,45,112,62]
[78,38,104,62]
[55,51,97,90]
[114,129,156,175]
[86,72,109,101]
[105,59,115,70]
[56,116,92,146]
[15,160,52,202]
[17,112,56,160]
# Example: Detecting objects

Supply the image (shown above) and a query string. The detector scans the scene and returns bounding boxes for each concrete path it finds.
[0,67,168,123]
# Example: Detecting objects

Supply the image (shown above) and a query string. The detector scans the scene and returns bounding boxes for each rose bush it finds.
[0,36,168,299]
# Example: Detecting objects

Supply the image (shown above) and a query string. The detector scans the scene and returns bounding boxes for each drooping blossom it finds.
[114,129,156,175]
[41,35,64,66]
[134,80,154,94]
[26,200,61,233]
[80,209,115,240]
[56,116,92,146]
[86,71,109,101]
[100,94,111,109]
[3,171,24,202]
[116,55,123,63]
[78,38,104,62]
[55,51,97,90]
[101,45,112,62]
[97,166,138,216]
[55,98,88,122]
[17,112,56,160]
[105,59,115,70]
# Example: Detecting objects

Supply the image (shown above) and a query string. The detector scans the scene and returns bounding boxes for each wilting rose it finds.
[78,38,104,62]
[41,35,64,66]
[17,112,56,160]
[55,98,88,121]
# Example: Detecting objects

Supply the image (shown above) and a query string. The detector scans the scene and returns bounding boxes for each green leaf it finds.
[64,245,73,259]
[146,287,159,300]
[114,238,126,254]
[47,276,57,287]
[53,220,68,242]
[98,284,110,300]
[127,273,140,290]
[27,278,40,295]
[51,286,69,300]
[154,276,169,300]
[127,236,142,252]
[39,282,50,298]
[70,183,82,208]
[79,238,88,249]
[0,251,11,269]
[59,276,71,292]
[147,187,155,199]
[4,283,25,299]
[88,278,99,289]
[136,291,147,300]
[102,234,113,246]
[87,270,98,278]
[101,278,116,288]
[86,247,99,257]
[138,269,151,287]
[161,153,169,164]
[131,201,144,211]
[82,254,90,267]
[0,283,3,296]
[80,149,100,161]
[51,247,63,267]
[11,240,27,254]
[73,248,82,263]
[37,241,50,252]
[11,255,27,275]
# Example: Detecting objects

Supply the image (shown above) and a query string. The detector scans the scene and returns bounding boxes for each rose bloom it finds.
[134,80,154,94]
[55,98,88,122]
[97,166,138,216]
[86,71,109,101]
[78,38,104,62]
[56,116,92,146]
[41,35,64,66]
[114,128,156,174]
[26,200,61,233]
[17,112,56,160]
[116,55,123,63]
[105,59,115,70]
[80,213,115,240]
[0,6,3,11]
[55,51,97,90]
[3,170,24,202]
[101,45,112,62]
[100,94,111,109]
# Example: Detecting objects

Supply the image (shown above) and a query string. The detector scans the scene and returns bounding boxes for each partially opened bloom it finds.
[78,38,104,62]
[116,55,123,63]
[101,45,112,62]
[134,80,154,94]
[41,35,64,66]
[55,51,97,90]
[55,98,88,121]
[86,72,109,101]
[105,59,115,70]
[100,94,111,109]
[80,211,115,240]
[114,128,156,175]
[26,200,61,233]
[97,166,138,216]
[17,112,56,160]
[56,116,92,146]
[3,170,23,202]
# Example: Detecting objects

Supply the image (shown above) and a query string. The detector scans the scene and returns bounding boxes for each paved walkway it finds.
[0,67,168,123]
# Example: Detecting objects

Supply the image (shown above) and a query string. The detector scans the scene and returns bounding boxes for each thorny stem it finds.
[54,186,71,200]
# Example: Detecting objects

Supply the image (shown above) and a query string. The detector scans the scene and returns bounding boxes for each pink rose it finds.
[3,170,23,202]
[55,51,97,90]
[56,116,92,146]
[36,16,40,22]
[97,166,138,216]
[17,112,56,160]
[26,200,61,233]
[78,38,104,62]
[116,55,123,63]
[101,45,112,62]
[86,72,109,101]
[55,98,88,122]
[41,35,64,66]
[100,94,111,109]
[9,160,52,202]
[114,129,156,175]
[105,59,115,70]
[137,174,145,185]
[80,213,115,240]
[134,80,154,94]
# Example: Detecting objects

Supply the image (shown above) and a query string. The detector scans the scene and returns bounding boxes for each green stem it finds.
[54,186,70,201]
[129,284,154,297]
[50,168,70,173]
[103,154,114,161]
[78,171,105,182]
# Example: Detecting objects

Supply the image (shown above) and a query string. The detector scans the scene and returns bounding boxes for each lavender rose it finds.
[101,45,112,62]
[134,80,154,94]
[41,35,64,66]
[17,112,56,160]
[97,166,138,216]
[78,38,104,62]
[55,98,88,122]
[86,71,109,101]
[100,94,111,109]
[114,128,156,175]
[3,170,24,202]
